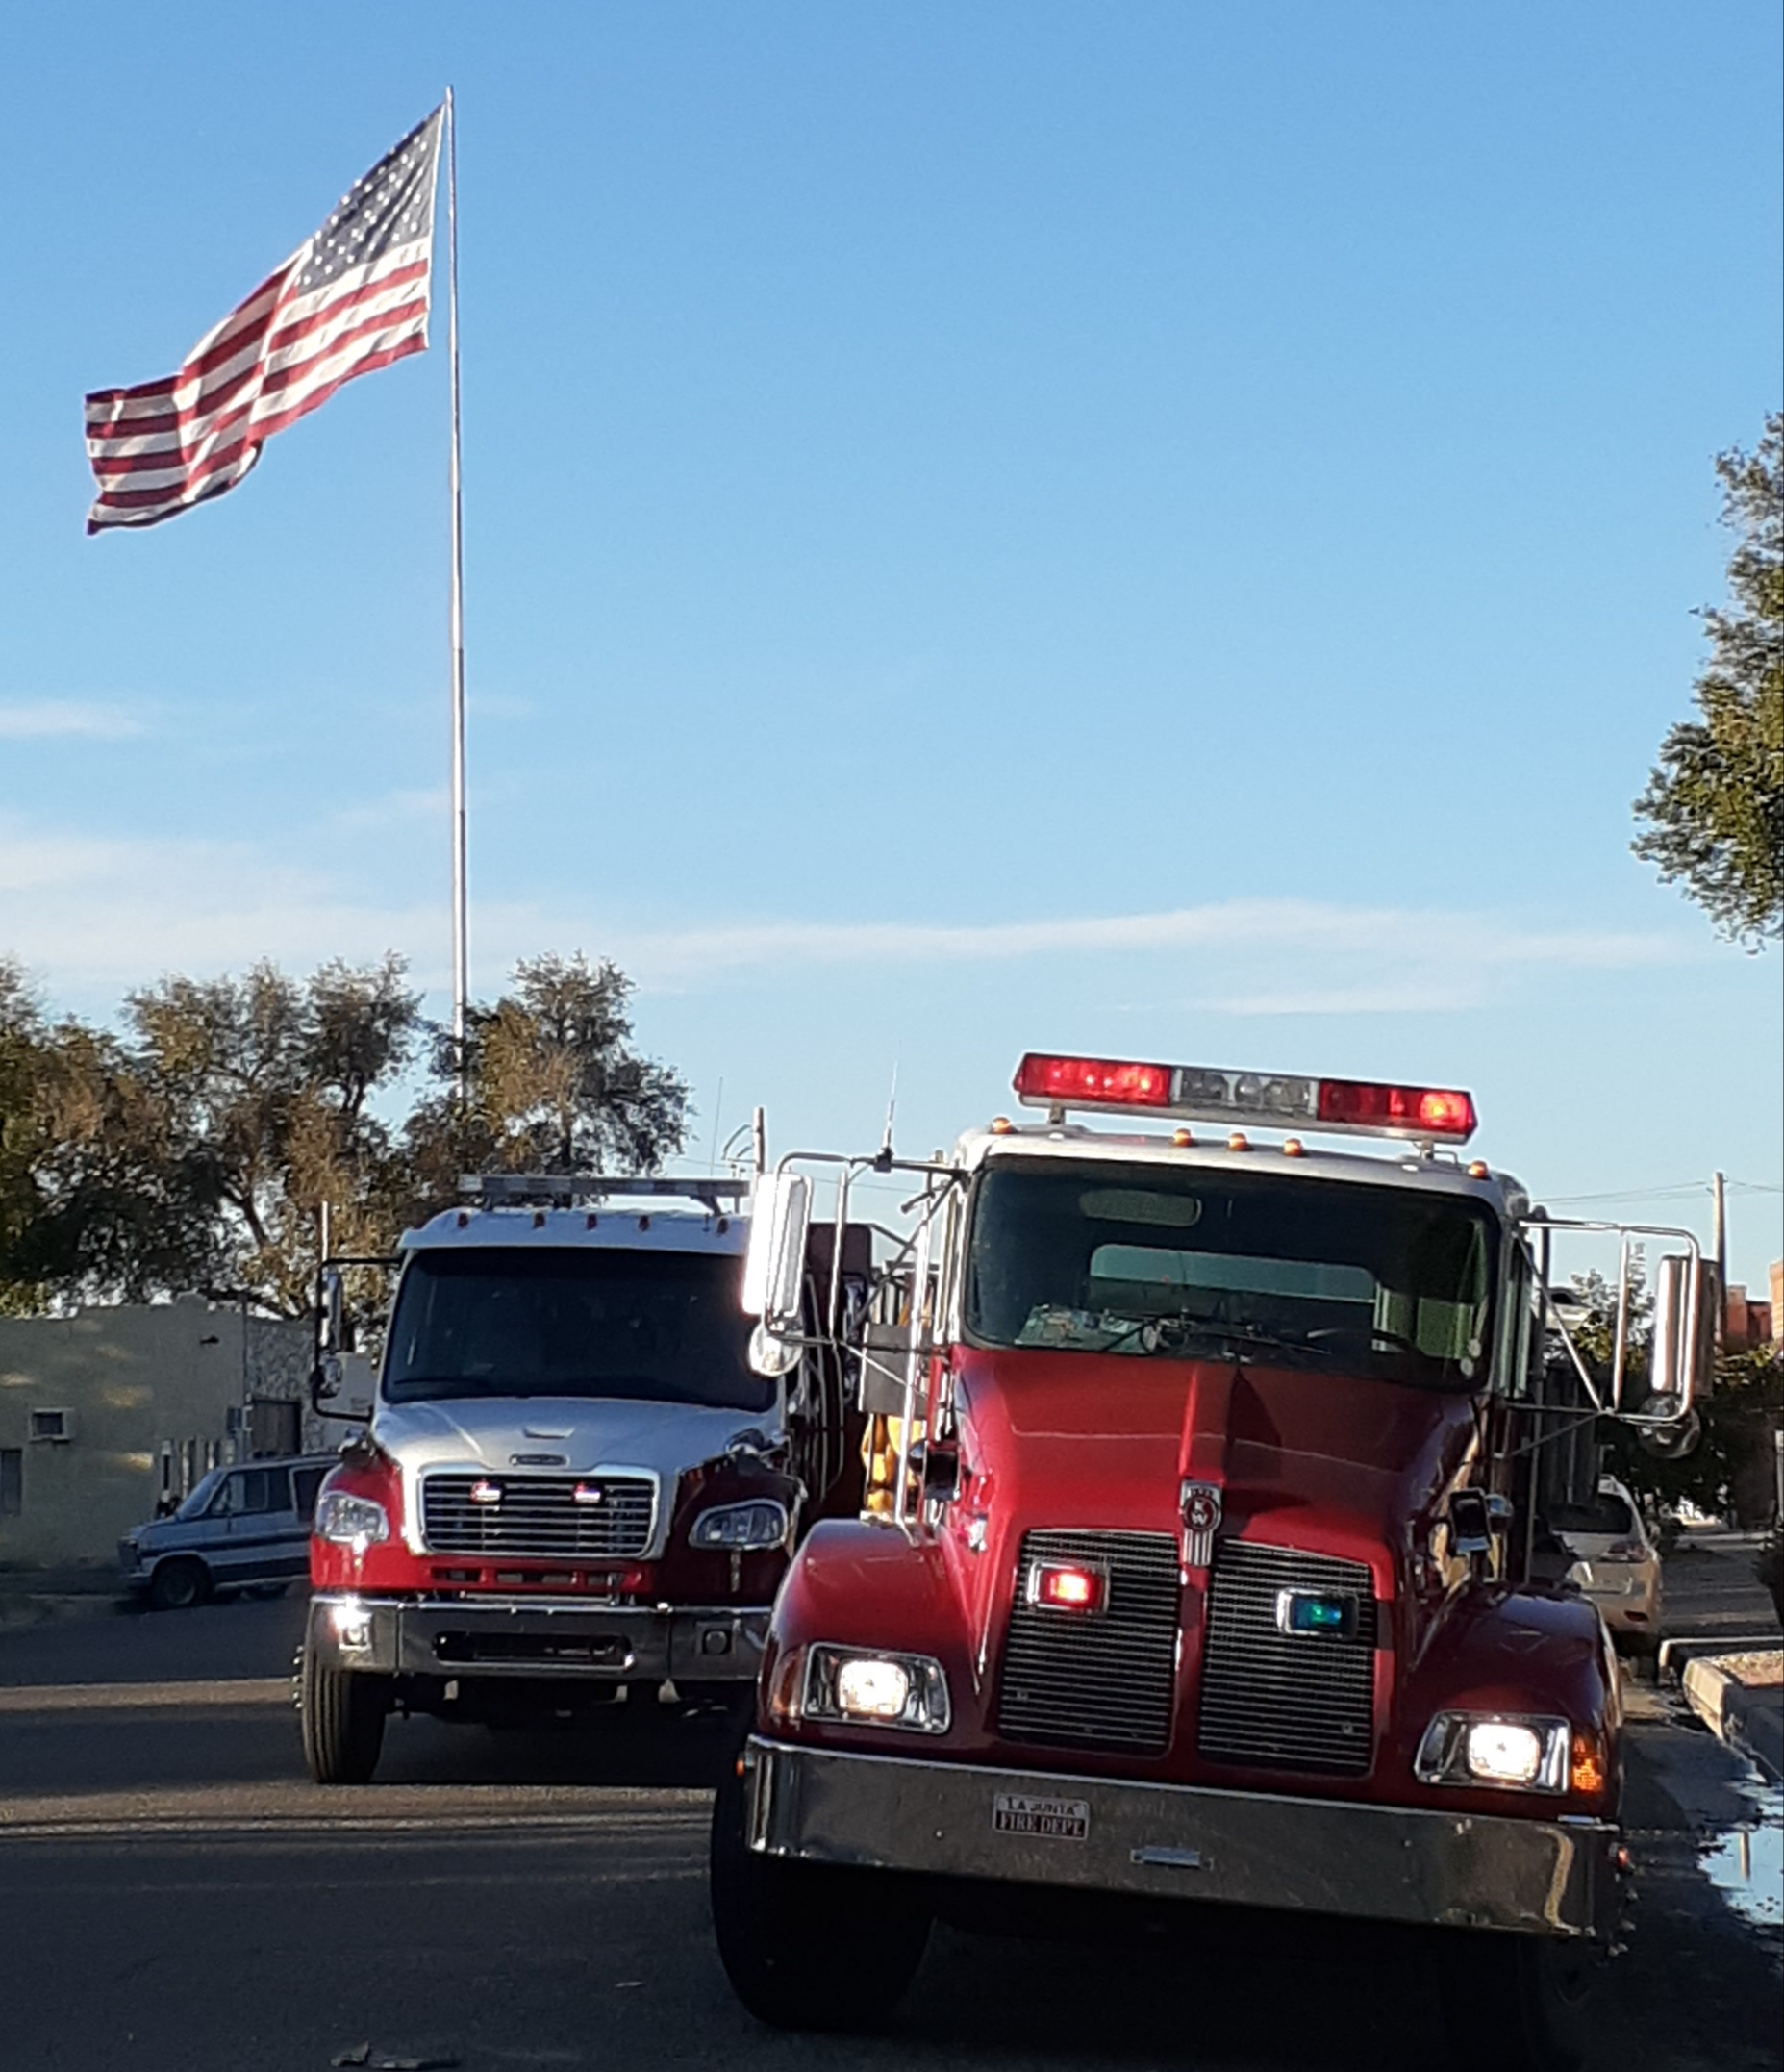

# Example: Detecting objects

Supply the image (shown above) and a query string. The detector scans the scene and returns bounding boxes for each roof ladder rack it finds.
[459,1173,749,1214]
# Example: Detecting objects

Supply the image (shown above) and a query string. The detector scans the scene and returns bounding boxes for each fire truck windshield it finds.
[964,1161,1495,1390]
[382,1247,771,1410]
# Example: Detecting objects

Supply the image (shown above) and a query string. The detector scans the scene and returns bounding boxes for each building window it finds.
[1,1450,21,1517]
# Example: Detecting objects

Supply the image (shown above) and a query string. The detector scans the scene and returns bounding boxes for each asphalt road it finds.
[0,1593,1778,2072]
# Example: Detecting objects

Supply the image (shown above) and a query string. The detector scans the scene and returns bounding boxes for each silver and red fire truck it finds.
[297,1170,864,1783]
[711,1051,1711,2070]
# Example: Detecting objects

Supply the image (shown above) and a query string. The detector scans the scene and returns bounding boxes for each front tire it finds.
[148,1558,210,1611]
[298,1642,389,1784]
[1438,1932,1602,2072]
[709,1757,929,2030]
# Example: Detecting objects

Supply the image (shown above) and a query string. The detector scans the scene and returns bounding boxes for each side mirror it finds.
[741,1173,811,1328]
[1648,1252,1715,1418]
[1448,1488,1493,1558]
[309,1352,343,1408]
[319,1265,345,1356]
[909,1440,962,1503]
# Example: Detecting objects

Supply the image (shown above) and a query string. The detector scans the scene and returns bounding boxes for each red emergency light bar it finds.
[1012,1052,1477,1144]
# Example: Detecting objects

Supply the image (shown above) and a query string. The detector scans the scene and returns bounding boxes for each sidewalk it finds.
[1680,1650,1784,1782]
[0,1564,125,1629]
[1661,1528,1782,1782]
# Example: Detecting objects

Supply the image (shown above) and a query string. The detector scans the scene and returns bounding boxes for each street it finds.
[0,1582,1777,2072]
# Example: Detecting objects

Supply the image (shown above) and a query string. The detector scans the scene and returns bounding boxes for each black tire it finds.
[1437,1932,1603,2072]
[709,1757,929,2030]
[147,1558,210,1612]
[298,1642,389,1784]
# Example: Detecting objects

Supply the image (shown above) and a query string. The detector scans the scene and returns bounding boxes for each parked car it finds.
[1551,1477,1663,1654]
[120,1453,333,1610]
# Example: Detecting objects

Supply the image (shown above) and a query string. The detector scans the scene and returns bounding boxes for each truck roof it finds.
[401,1202,748,1255]
[952,1121,1528,1219]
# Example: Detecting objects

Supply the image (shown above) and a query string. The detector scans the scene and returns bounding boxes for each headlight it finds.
[314,1491,390,1549]
[801,1645,950,1733]
[689,1499,790,1551]
[1415,1711,1570,1792]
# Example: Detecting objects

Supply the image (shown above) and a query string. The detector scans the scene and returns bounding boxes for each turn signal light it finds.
[1570,1730,1608,1800]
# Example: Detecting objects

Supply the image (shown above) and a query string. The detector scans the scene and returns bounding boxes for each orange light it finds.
[1227,1131,1249,1152]
[766,1651,804,1724]
[1467,1160,1490,1180]
[1172,1126,1194,1147]
[1570,1730,1607,1799]
[1283,1137,1304,1157]
[990,1115,1015,1134]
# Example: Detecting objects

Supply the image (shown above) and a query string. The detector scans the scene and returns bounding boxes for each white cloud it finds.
[602,901,1683,984]
[330,786,450,831]
[0,701,148,741]
[0,812,1694,1017]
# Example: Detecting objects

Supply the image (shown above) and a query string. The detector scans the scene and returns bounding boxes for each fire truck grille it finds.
[420,1474,656,1560]
[1196,1540,1378,1777]
[996,1529,1181,1756]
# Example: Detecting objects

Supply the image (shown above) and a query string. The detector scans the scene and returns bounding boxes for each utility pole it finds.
[1711,1170,1727,1350]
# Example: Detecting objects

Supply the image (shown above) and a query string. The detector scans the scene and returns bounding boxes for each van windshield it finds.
[382,1247,770,1411]
[965,1161,1495,1391]
[175,1470,224,1521]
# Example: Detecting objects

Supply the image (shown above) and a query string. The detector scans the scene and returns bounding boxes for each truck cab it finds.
[299,1172,858,1782]
[711,1052,1711,2070]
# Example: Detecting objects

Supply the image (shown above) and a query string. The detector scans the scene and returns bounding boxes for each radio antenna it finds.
[874,1061,899,1172]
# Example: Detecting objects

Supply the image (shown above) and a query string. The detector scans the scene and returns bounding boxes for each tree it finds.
[1633,411,1784,947]
[404,952,690,1209]
[0,960,48,1311]
[124,956,424,1316]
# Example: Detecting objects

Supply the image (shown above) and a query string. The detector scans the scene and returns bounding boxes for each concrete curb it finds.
[1681,1652,1784,1784]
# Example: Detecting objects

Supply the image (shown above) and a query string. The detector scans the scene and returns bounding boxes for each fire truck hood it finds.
[955,1348,1474,1558]
[373,1395,781,1508]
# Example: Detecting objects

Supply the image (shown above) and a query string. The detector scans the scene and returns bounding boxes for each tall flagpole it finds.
[445,86,469,1069]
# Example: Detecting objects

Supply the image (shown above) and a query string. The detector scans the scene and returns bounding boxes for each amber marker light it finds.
[1172,1127,1194,1147]
[1570,1730,1608,1801]
[989,1115,1015,1134]
[1227,1131,1249,1152]
[1467,1160,1490,1179]
[1283,1137,1305,1157]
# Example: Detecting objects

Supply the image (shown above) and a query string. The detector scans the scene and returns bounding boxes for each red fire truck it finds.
[710,1052,1710,2069]
[297,1172,863,1782]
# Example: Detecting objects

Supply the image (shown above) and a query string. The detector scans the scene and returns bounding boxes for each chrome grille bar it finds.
[1196,1540,1378,1777]
[420,1473,656,1560]
[997,1529,1180,1756]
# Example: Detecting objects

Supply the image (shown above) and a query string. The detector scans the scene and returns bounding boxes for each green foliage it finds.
[1550,1266,1781,1523]
[0,948,689,1319]
[1633,410,1784,947]
[402,952,690,1216]
[1604,1344,1784,1524]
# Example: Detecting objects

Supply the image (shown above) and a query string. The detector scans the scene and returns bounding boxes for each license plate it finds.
[993,1791,1091,1841]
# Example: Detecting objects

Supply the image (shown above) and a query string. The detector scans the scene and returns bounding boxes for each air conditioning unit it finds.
[30,1407,76,1444]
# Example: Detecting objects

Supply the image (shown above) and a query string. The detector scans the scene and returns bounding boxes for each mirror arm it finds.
[1516,1231,1606,1414]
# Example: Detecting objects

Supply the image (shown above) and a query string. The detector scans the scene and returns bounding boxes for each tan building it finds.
[0,1298,326,1569]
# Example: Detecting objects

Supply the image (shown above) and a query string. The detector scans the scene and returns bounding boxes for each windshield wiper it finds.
[1148,1318,1339,1366]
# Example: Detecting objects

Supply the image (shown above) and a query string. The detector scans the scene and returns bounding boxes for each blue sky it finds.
[2,3,1779,1287]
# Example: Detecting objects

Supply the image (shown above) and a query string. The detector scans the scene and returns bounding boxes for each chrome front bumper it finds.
[308,1592,770,1683]
[742,1737,1618,1940]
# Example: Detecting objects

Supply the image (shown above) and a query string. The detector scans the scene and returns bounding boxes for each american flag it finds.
[85,107,444,533]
